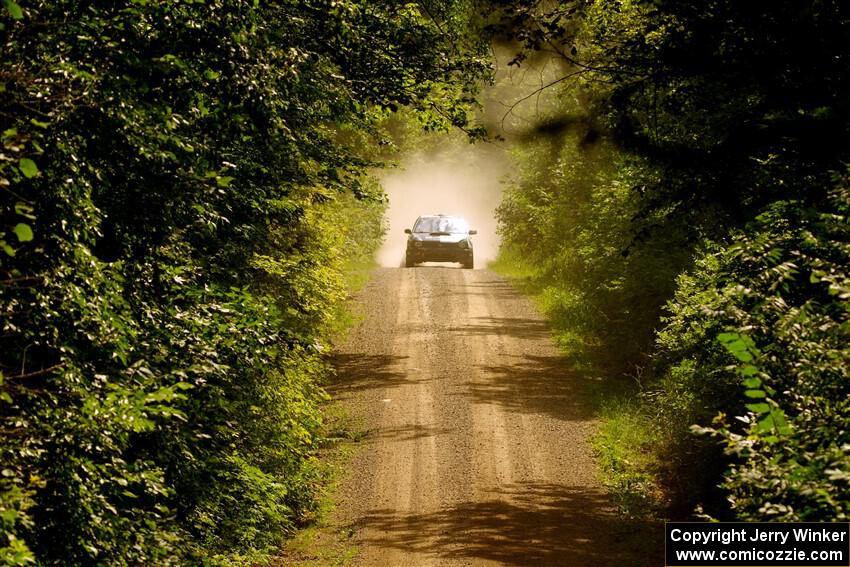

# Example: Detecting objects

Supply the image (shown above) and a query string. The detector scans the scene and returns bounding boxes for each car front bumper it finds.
[407,242,472,263]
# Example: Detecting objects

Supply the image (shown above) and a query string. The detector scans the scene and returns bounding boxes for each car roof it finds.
[418,214,463,220]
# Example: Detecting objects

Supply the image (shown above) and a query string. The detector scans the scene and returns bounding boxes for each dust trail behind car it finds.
[376,139,510,269]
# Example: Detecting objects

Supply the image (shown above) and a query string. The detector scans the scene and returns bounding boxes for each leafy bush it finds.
[489,0,850,522]
[496,134,691,376]
[659,186,850,520]
[1,1,485,564]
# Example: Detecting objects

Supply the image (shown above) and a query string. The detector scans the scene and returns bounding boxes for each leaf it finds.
[730,349,753,362]
[745,403,771,414]
[742,377,762,388]
[14,202,35,219]
[13,223,33,242]
[690,424,715,436]
[1,241,14,256]
[717,333,759,362]
[717,332,755,362]
[3,0,23,19]
[19,158,38,178]
[756,413,776,433]
[739,364,759,377]
[826,469,850,481]
[716,332,739,343]
[744,389,766,398]
[771,409,791,435]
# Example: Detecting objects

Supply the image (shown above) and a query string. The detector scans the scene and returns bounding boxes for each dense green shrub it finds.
[496,133,691,376]
[488,0,850,521]
[1,1,486,564]
[658,186,850,520]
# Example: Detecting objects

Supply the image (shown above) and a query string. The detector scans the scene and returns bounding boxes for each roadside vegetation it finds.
[2,0,848,564]
[0,1,487,565]
[489,0,849,522]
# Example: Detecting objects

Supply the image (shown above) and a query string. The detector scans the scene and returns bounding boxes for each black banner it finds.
[666,523,850,566]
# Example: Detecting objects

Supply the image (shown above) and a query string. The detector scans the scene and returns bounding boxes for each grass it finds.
[274,402,367,567]
[592,397,664,519]
[274,255,378,566]
[326,254,377,342]
[487,248,543,294]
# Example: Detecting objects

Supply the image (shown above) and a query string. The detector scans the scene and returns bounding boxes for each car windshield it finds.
[414,217,469,234]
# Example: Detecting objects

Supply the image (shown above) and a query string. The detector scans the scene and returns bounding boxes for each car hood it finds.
[410,233,469,243]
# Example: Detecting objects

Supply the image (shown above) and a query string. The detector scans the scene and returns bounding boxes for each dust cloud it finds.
[376,139,510,269]
[376,43,570,270]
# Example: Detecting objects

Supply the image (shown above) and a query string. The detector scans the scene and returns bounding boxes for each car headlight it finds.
[412,240,423,248]
[458,239,470,249]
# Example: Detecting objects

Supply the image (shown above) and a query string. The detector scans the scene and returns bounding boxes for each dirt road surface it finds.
[287,267,659,566]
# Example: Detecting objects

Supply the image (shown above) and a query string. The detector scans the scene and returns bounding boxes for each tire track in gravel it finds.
[289,267,661,566]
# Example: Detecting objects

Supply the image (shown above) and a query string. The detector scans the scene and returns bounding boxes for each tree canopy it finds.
[1,1,488,564]
[489,0,850,521]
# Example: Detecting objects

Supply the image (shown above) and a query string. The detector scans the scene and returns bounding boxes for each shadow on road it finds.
[366,423,455,442]
[466,354,596,422]
[451,315,551,341]
[326,353,414,396]
[350,482,661,566]
[446,277,524,301]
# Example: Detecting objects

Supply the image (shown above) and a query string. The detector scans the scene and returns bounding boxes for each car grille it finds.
[421,240,460,249]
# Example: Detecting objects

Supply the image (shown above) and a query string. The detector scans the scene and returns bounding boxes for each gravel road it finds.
[299,267,659,566]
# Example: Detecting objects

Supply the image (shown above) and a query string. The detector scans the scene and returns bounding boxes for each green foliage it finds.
[1,1,485,564]
[495,132,691,376]
[489,0,850,521]
[666,187,850,521]
[592,397,662,519]
[2,1,22,21]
